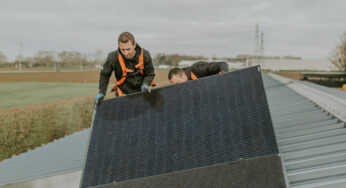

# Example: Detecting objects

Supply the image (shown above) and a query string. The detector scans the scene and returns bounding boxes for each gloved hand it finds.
[94,93,105,104]
[141,84,151,93]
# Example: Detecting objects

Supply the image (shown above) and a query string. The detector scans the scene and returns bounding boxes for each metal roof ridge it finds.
[268,73,346,124]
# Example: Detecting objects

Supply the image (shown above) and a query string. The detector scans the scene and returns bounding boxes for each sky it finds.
[0,0,345,61]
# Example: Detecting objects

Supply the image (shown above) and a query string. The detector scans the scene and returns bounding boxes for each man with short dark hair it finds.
[168,61,229,84]
[94,32,155,103]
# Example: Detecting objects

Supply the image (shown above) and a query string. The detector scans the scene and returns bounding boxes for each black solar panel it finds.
[80,66,278,188]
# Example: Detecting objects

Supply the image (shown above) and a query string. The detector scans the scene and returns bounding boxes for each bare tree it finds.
[24,57,35,68]
[57,51,69,64]
[34,50,55,66]
[57,51,86,64]
[329,32,346,72]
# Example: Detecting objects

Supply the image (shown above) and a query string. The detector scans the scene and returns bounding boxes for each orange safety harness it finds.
[190,72,198,80]
[111,49,155,96]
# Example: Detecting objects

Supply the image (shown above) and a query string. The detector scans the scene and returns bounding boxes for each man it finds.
[168,61,229,84]
[94,32,155,103]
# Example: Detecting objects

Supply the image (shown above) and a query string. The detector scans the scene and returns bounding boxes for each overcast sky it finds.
[1,0,345,61]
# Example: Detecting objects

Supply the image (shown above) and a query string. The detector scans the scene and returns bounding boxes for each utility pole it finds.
[255,24,259,61]
[260,31,264,63]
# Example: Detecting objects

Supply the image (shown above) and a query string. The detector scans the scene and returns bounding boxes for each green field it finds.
[0,82,98,161]
[0,82,98,109]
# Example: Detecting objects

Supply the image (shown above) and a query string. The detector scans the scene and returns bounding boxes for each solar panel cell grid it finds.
[80,66,278,188]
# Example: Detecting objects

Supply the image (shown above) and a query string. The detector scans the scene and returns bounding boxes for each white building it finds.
[250,58,338,71]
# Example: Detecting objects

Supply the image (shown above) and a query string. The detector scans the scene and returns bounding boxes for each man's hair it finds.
[118,32,135,44]
[168,68,184,80]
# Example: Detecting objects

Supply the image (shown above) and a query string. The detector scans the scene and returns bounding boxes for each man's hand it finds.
[94,93,105,104]
[141,84,151,93]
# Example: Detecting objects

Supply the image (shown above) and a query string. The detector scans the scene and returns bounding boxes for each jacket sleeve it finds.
[99,53,113,95]
[206,62,229,74]
[193,61,229,77]
[142,51,155,86]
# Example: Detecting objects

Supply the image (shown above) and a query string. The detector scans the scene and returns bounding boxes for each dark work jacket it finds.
[183,61,229,80]
[99,44,155,95]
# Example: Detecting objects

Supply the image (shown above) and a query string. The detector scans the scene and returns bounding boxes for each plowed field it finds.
[0,70,171,87]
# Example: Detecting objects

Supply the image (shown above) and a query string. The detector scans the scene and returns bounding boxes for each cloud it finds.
[0,0,345,60]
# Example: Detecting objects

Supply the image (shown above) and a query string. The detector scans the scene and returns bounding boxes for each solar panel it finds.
[80,66,278,188]
[90,154,286,188]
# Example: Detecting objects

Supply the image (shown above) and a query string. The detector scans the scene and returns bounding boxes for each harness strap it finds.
[112,49,153,96]
[190,72,198,80]
[135,50,144,75]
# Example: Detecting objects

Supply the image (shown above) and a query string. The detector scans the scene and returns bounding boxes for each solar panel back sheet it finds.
[80,66,278,188]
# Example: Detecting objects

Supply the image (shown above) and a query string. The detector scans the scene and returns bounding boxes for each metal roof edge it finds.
[268,73,346,124]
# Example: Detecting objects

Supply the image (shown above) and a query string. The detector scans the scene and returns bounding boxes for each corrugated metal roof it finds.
[269,73,346,124]
[264,74,346,188]
[0,128,90,186]
[0,73,345,187]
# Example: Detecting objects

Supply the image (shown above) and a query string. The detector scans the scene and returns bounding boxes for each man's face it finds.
[119,41,136,59]
[169,73,188,84]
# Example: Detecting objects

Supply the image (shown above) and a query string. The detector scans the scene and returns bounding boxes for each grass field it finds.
[0,70,170,109]
[0,82,98,109]
[0,72,101,83]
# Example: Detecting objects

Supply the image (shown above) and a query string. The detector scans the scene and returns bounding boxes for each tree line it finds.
[0,50,237,69]
[0,50,105,68]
